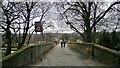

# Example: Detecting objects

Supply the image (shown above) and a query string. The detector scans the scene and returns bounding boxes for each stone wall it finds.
[68,43,120,66]
[1,42,55,66]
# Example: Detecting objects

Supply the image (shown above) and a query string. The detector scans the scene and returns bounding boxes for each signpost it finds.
[35,21,43,61]
[35,22,43,32]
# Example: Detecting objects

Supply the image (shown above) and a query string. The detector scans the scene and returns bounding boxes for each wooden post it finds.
[36,32,38,60]
[40,32,44,61]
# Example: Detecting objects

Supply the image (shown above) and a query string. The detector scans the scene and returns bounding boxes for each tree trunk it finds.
[5,42,11,56]
[17,42,23,50]
[5,26,12,56]
[26,30,34,46]
[17,33,27,50]
[86,29,92,43]
[84,14,92,43]
[92,26,96,43]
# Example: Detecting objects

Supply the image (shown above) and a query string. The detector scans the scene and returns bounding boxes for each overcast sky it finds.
[1,0,120,34]
[3,0,117,2]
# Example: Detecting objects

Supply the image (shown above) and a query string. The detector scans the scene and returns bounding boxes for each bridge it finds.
[1,42,120,68]
[26,44,105,66]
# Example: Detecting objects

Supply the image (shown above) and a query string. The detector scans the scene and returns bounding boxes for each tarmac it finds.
[26,43,105,66]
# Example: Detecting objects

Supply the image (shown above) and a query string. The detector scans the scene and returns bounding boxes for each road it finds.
[27,44,105,66]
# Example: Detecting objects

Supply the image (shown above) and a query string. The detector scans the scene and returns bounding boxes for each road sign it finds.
[35,21,43,32]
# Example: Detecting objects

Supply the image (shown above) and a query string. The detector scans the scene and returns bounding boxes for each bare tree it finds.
[13,2,37,50]
[0,2,20,55]
[15,2,54,48]
[55,1,120,43]
[26,2,54,46]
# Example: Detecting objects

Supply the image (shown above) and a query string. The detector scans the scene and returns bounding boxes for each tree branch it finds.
[92,1,120,29]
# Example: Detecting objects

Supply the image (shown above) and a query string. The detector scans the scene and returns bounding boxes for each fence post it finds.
[91,44,94,60]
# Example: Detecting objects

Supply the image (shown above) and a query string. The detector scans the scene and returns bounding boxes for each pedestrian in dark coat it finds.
[63,39,66,48]
[60,40,63,48]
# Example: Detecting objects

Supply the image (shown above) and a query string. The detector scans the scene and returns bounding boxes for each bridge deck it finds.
[26,44,105,66]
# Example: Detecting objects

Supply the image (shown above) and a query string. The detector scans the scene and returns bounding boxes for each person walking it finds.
[63,39,66,48]
[60,40,63,48]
